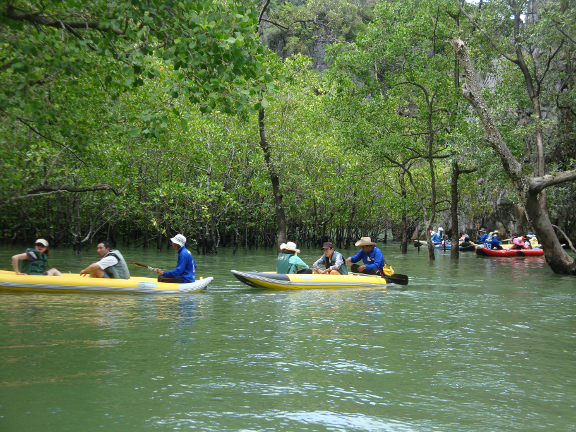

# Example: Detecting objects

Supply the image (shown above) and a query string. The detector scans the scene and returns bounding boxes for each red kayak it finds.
[476,247,544,257]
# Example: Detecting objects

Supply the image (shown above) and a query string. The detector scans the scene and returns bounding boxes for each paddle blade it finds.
[384,274,409,285]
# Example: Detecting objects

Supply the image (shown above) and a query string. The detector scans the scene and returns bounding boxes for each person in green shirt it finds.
[277,242,311,274]
[11,238,62,276]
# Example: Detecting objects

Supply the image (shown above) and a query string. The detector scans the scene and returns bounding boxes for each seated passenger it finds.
[511,237,526,250]
[313,242,348,275]
[277,242,310,274]
[460,235,472,248]
[487,230,503,250]
[11,239,62,276]
[345,237,385,275]
[476,228,488,243]
[80,241,130,279]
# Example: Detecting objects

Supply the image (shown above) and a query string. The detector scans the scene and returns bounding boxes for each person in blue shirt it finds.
[155,234,196,283]
[346,237,385,275]
[430,229,442,243]
[476,228,488,243]
[486,230,503,250]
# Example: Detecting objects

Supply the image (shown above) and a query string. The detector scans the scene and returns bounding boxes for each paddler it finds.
[313,242,348,275]
[277,241,311,274]
[80,241,131,279]
[155,234,196,283]
[346,237,385,275]
[11,238,62,276]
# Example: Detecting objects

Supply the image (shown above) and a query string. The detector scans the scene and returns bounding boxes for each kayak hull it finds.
[475,248,544,257]
[0,271,212,294]
[231,270,387,290]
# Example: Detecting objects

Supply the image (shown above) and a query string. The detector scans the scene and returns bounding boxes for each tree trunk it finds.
[450,161,460,259]
[451,37,576,274]
[258,106,287,247]
[399,168,408,254]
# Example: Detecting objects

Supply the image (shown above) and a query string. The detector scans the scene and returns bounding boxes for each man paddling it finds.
[155,234,196,283]
[346,237,385,275]
[80,241,130,279]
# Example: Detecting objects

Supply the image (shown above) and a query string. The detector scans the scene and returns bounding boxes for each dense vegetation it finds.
[1,0,575,268]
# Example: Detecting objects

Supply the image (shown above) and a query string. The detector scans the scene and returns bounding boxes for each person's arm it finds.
[11,253,28,274]
[332,253,345,270]
[345,251,361,264]
[290,256,309,270]
[81,256,117,275]
[312,256,324,270]
[80,262,102,275]
[162,254,185,278]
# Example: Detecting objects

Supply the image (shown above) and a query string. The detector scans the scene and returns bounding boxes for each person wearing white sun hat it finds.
[155,234,196,283]
[11,238,62,276]
[277,241,310,274]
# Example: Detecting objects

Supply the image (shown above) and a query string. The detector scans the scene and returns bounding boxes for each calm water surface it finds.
[0,243,574,431]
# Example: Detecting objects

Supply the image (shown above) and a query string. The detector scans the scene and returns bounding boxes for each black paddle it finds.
[130,262,158,271]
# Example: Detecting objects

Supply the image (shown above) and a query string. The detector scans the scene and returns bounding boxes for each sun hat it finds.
[355,237,376,247]
[285,241,300,253]
[321,242,334,250]
[170,234,186,247]
[438,227,444,231]
[479,228,486,232]
[493,230,500,234]
[279,243,287,250]
[35,239,49,247]
[513,237,524,246]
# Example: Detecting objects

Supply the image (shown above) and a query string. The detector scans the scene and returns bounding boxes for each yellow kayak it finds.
[0,270,213,294]
[231,270,388,290]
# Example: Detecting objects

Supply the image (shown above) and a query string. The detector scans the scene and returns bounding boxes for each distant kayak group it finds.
[415,227,544,257]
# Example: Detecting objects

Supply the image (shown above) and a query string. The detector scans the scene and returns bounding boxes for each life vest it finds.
[277,252,295,274]
[323,251,348,275]
[103,250,131,279]
[20,248,48,275]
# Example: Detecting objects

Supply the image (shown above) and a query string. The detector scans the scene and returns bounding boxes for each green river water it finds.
[0,243,574,431]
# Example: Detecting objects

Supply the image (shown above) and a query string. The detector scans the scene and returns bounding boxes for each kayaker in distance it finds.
[346,237,385,275]
[486,230,504,250]
[11,239,62,276]
[459,234,472,248]
[80,241,131,279]
[277,241,311,274]
[313,242,348,275]
[155,234,196,283]
[476,228,488,244]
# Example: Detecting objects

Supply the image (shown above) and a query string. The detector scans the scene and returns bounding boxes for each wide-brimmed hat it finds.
[493,230,500,234]
[279,243,287,250]
[355,237,376,247]
[479,228,486,232]
[35,239,49,247]
[321,242,334,250]
[285,241,300,253]
[438,227,444,231]
[513,237,524,246]
[170,234,186,247]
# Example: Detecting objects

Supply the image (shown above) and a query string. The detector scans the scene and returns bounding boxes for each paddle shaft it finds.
[129,262,158,271]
